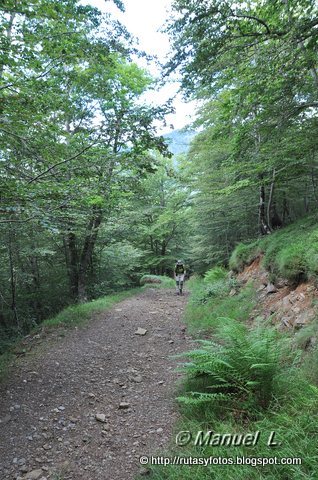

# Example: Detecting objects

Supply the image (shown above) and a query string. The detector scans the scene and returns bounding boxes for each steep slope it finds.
[229,214,318,339]
[237,255,318,334]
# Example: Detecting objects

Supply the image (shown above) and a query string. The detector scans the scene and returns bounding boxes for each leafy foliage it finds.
[140,274,175,288]
[230,214,318,282]
[147,249,318,480]
[203,266,227,283]
[178,321,289,414]
[0,0,177,347]
[166,0,318,272]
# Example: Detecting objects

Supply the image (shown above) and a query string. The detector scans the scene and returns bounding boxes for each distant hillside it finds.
[163,129,196,155]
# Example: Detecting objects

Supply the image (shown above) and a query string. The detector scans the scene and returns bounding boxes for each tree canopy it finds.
[164,0,318,270]
[0,0,173,338]
[1,0,318,344]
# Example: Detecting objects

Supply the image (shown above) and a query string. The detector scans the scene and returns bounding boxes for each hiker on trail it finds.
[174,260,186,295]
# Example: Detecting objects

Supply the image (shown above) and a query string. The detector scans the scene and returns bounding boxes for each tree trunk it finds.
[161,241,166,257]
[28,234,43,322]
[258,183,271,235]
[149,235,154,253]
[311,166,318,203]
[78,206,103,302]
[64,231,79,300]
[8,228,19,330]
[266,169,275,231]
[282,193,291,223]
[64,206,103,303]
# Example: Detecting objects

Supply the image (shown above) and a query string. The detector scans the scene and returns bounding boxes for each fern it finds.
[178,320,293,415]
[177,391,231,406]
[203,267,227,283]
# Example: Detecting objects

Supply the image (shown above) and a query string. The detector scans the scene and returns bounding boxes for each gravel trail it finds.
[0,288,190,480]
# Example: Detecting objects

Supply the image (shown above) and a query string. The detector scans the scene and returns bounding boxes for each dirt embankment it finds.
[0,288,191,480]
[237,256,318,338]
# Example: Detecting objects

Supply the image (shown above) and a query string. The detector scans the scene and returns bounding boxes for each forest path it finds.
[0,288,190,480]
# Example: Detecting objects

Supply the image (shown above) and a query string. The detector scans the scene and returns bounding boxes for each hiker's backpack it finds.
[175,263,185,274]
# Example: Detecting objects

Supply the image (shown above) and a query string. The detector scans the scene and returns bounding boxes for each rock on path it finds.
[0,289,190,480]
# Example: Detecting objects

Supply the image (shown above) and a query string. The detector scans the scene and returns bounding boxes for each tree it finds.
[0,0,171,339]
[113,154,190,276]
[166,0,318,252]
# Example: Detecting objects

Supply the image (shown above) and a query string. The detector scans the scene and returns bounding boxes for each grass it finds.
[0,351,14,382]
[229,241,262,273]
[229,214,318,283]
[0,288,140,381]
[42,288,140,329]
[138,266,318,480]
[143,387,318,479]
[140,274,175,289]
[184,275,256,334]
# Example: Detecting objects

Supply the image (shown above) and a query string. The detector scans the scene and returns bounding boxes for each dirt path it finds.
[0,288,191,480]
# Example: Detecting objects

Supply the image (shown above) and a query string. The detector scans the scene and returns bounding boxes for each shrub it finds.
[229,241,260,272]
[140,274,175,288]
[203,266,227,283]
[194,280,230,304]
[177,321,292,415]
[191,267,240,305]
[275,244,307,282]
[140,275,162,285]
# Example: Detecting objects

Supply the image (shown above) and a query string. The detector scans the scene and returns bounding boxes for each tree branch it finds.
[0,57,64,91]
[28,140,99,184]
[231,13,272,34]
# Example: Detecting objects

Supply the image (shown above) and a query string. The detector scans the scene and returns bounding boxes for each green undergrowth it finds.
[140,274,175,288]
[0,288,140,381]
[229,214,318,283]
[184,274,256,334]
[0,351,14,383]
[42,288,140,329]
[139,267,318,480]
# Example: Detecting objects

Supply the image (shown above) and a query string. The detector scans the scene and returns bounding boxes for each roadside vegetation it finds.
[230,215,318,283]
[2,1,318,478]
[184,272,256,335]
[0,288,140,380]
[140,275,175,289]
[143,239,318,479]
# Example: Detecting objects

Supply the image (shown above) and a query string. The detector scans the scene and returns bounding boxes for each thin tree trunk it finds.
[267,169,275,231]
[78,206,103,302]
[255,132,271,235]
[161,241,166,257]
[311,166,318,203]
[149,235,154,252]
[282,192,291,223]
[28,233,43,322]
[304,181,309,213]
[258,182,271,235]
[8,228,19,330]
[64,231,79,300]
